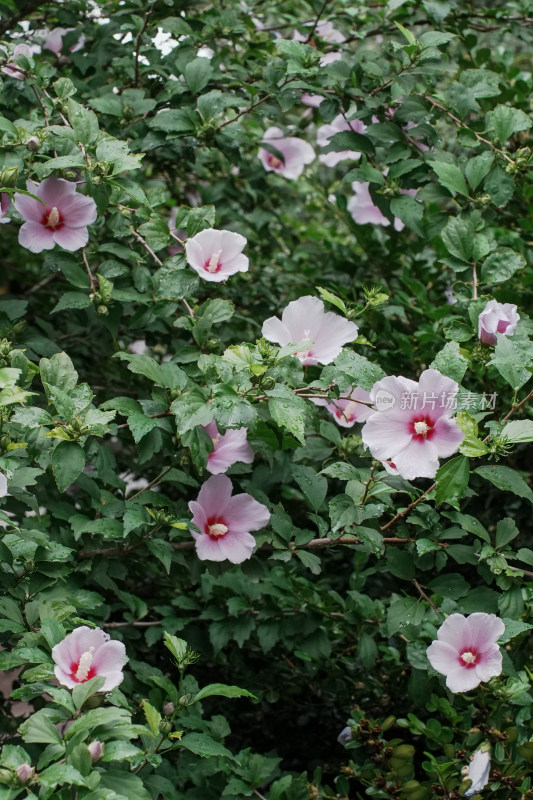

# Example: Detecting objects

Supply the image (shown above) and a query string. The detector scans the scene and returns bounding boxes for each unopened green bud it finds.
[159,719,172,735]
[97,305,108,315]
[0,166,18,188]
[0,769,12,784]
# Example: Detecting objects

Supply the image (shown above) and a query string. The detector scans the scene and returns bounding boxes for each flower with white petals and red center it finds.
[478,300,519,346]
[203,420,254,474]
[43,28,85,55]
[258,127,315,180]
[14,176,97,253]
[188,474,270,563]
[361,369,464,480]
[51,626,127,692]
[426,613,505,694]
[262,295,358,366]
[185,228,249,283]
[311,386,372,428]
[317,113,367,167]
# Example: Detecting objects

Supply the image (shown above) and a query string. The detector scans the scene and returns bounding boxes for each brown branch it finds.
[500,389,533,423]
[82,248,97,290]
[380,483,436,532]
[216,77,295,131]
[304,0,329,43]
[133,2,155,87]
[413,578,440,617]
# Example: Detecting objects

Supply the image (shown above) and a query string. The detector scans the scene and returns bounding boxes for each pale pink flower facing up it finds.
[478,300,519,346]
[14,176,97,253]
[185,228,248,283]
[262,295,359,366]
[361,369,464,480]
[0,193,10,224]
[44,28,85,55]
[426,613,505,694]
[258,127,315,180]
[311,386,371,428]
[188,474,270,563]
[0,44,38,79]
[348,181,416,232]
[317,114,367,167]
[52,626,127,692]
[203,420,254,474]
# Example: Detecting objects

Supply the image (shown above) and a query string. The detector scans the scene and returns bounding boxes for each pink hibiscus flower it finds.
[203,420,254,474]
[262,295,358,366]
[0,44,38,79]
[44,28,85,55]
[348,181,416,232]
[311,386,372,427]
[258,127,315,180]
[317,113,367,167]
[51,626,127,692]
[426,613,505,694]
[361,369,464,480]
[188,474,270,563]
[14,176,97,253]
[478,300,519,346]
[185,228,248,282]
[0,193,10,224]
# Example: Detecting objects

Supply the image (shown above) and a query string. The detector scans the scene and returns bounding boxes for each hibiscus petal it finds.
[53,225,89,252]
[432,416,464,457]
[38,175,77,207]
[194,534,227,561]
[474,645,502,682]
[417,369,459,420]
[61,193,97,226]
[18,221,56,253]
[391,437,439,480]
[467,613,506,651]
[195,474,233,518]
[227,492,270,533]
[217,530,256,563]
[92,640,127,673]
[218,230,247,260]
[426,640,459,675]
[13,193,43,222]
[361,413,413,460]
[445,666,481,693]
[261,317,291,347]
[436,613,472,650]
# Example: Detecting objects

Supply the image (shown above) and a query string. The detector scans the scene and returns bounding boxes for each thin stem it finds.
[216,78,295,131]
[82,248,97,290]
[134,3,155,87]
[129,227,194,317]
[380,483,436,532]
[304,0,328,43]
[127,466,172,501]
[413,578,440,617]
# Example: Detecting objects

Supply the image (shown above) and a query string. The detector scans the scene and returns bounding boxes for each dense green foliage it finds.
[0,0,532,798]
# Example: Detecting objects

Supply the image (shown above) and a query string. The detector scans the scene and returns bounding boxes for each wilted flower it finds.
[0,194,10,224]
[361,369,464,480]
[14,176,97,253]
[185,228,248,282]
[188,474,270,563]
[87,740,103,762]
[337,726,353,745]
[44,28,85,55]
[478,300,519,346]
[51,626,127,691]
[317,113,366,167]
[348,181,415,231]
[462,748,491,797]
[203,420,254,474]
[258,127,315,179]
[0,44,37,79]
[16,764,34,785]
[426,613,504,693]
[311,387,372,427]
[262,295,358,366]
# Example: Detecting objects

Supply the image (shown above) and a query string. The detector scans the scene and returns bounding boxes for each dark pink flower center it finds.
[267,154,283,169]
[204,249,222,273]
[335,400,357,422]
[70,648,97,683]
[42,206,64,231]
[497,319,510,333]
[459,648,479,669]
[206,515,229,539]
[410,414,435,440]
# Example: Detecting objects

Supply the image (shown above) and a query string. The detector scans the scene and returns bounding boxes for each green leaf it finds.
[419,30,456,47]
[441,217,475,261]
[488,335,532,390]
[141,699,161,736]
[320,462,360,480]
[184,57,212,93]
[480,248,526,283]
[163,632,188,663]
[186,205,216,237]
[171,390,213,435]
[495,518,519,548]
[72,675,106,710]
[321,130,375,156]
[390,195,424,234]
[51,292,92,314]
[127,412,159,444]
[501,419,533,443]
[456,412,489,457]
[39,763,89,790]
[465,152,494,191]
[429,342,467,383]
[179,733,236,760]
[154,259,200,300]
[193,683,256,702]
[292,464,327,510]
[67,98,99,145]
[267,384,308,444]
[212,384,257,428]
[428,161,469,197]
[19,710,63,744]
[486,104,532,143]
[435,455,470,506]
[498,619,533,644]
[475,465,533,504]
[485,165,515,208]
[52,441,86,492]
[316,286,347,314]
[148,108,198,133]
[114,352,187,390]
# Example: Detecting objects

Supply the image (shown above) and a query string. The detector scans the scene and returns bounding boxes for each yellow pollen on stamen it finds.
[208,523,228,538]
[414,420,431,437]
[75,647,95,682]
[211,436,219,446]
[461,651,476,665]
[47,207,60,230]
[207,250,222,273]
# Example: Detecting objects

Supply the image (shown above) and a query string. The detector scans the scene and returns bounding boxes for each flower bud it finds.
[16,764,34,785]
[87,740,103,762]
[0,769,12,784]
[163,701,175,716]
[26,136,40,151]
[0,166,18,188]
